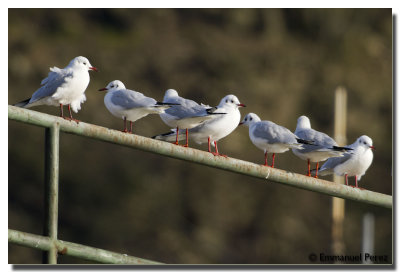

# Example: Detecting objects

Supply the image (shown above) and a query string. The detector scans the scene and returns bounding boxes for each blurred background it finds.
[8,8,392,264]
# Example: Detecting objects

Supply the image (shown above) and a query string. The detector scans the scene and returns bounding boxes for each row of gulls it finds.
[13,56,374,188]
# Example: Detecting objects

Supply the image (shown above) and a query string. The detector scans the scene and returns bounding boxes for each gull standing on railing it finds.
[292,115,352,178]
[99,80,177,133]
[159,89,225,147]
[154,94,245,157]
[239,113,313,168]
[14,56,98,123]
[315,135,374,188]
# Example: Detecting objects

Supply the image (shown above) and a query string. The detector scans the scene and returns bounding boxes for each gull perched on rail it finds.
[154,94,245,157]
[159,89,225,147]
[315,135,374,188]
[240,113,314,168]
[99,80,177,133]
[14,56,98,123]
[292,115,352,178]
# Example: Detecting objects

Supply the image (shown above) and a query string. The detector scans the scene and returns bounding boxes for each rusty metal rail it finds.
[8,105,392,264]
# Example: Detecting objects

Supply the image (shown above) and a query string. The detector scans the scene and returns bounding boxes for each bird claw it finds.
[62,116,79,124]
[211,152,227,158]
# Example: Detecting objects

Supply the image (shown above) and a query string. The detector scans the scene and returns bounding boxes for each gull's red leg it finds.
[129,121,133,134]
[307,159,311,176]
[183,129,189,147]
[174,127,179,145]
[355,176,358,188]
[314,162,319,178]
[211,141,227,157]
[208,137,211,152]
[67,104,80,123]
[263,152,268,166]
[122,117,128,133]
[345,174,348,186]
[271,153,276,168]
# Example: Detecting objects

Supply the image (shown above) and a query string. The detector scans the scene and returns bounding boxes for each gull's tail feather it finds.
[296,138,315,145]
[155,102,180,106]
[153,129,186,142]
[153,102,180,112]
[331,146,353,152]
[14,98,31,108]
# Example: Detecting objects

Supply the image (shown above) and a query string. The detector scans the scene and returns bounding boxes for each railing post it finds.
[43,123,60,264]
[331,86,347,260]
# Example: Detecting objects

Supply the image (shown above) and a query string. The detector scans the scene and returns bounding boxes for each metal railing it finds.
[8,105,392,264]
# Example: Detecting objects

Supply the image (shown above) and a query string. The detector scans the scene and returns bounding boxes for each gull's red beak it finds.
[98,87,108,92]
[370,145,375,150]
[238,122,244,126]
[90,67,98,72]
[237,103,246,107]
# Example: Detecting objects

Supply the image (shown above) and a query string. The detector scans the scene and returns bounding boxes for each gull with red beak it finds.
[14,56,98,123]
[239,113,314,168]
[159,89,226,147]
[292,115,353,178]
[154,94,245,157]
[99,80,177,133]
[315,135,374,188]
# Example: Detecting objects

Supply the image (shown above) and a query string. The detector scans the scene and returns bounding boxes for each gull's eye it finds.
[244,118,247,121]
[364,141,367,145]
[116,85,118,88]
[231,100,234,103]
[225,99,228,103]
[110,85,114,88]
[250,117,253,121]
[83,62,87,65]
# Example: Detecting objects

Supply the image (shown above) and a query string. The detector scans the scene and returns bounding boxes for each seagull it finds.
[98,80,177,133]
[154,94,245,157]
[293,116,353,178]
[160,89,225,147]
[315,135,374,188]
[14,56,98,123]
[240,113,313,168]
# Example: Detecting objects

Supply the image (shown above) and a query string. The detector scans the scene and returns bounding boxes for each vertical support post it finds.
[361,213,375,264]
[43,123,60,264]
[331,86,347,259]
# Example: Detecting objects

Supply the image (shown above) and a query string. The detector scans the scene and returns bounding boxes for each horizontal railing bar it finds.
[8,105,392,209]
[8,229,161,264]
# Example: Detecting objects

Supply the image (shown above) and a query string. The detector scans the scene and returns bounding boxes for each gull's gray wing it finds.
[111,89,157,109]
[30,67,72,103]
[253,121,297,144]
[320,153,352,171]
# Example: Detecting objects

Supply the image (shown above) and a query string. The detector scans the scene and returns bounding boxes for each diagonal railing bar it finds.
[8,105,392,210]
[8,229,161,264]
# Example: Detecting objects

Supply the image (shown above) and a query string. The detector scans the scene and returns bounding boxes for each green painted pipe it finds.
[43,124,60,264]
[8,105,392,209]
[9,229,161,264]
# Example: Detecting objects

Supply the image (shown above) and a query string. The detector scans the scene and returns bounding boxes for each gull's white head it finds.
[164,89,179,100]
[356,135,375,150]
[296,115,312,129]
[98,80,126,92]
[240,113,261,127]
[69,56,98,72]
[218,94,246,109]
